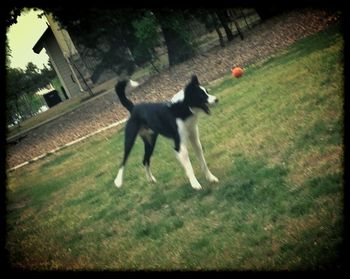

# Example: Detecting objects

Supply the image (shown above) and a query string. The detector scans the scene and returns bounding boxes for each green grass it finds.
[6,23,344,271]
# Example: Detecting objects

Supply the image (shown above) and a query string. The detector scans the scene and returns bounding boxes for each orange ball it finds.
[231,67,244,78]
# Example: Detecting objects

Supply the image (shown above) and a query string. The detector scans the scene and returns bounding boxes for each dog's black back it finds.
[115,78,206,151]
[129,102,181,141]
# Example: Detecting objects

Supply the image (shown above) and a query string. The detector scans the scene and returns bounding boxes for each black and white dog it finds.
[114,75,219,190]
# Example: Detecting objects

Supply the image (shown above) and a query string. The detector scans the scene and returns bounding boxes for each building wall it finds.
[45,14,122,87]
[46,14,93,91]
[43,32,82,98]
[46,14,78,57]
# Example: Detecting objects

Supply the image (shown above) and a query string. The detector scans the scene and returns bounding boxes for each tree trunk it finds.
[148,50,160,73]
[215,9,234,42]
[162,27,192,66]
[230,9,244,40]
[153,10,195,66]
[209,12,225,47]
[215,26,225,47]
[149,59,160,73]
[240,8,251,29]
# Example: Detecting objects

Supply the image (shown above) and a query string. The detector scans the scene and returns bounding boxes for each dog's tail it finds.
[115,79,139,113]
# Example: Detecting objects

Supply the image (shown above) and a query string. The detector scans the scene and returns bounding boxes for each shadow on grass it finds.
[216,154,288,205]
[41,152,75,169]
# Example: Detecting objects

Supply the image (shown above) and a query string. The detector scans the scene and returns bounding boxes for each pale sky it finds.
[6,8,50,70]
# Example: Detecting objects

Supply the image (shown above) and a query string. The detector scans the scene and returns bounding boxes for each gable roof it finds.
[33,26,52,54]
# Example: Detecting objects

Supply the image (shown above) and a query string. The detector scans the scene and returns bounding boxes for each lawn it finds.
[6,23,344,271]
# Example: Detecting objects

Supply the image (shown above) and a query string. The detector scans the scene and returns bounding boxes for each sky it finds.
[6,8,50,70]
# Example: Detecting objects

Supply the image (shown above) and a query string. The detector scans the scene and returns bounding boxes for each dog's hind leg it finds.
[141,133,158,183]
[114,120,139,188]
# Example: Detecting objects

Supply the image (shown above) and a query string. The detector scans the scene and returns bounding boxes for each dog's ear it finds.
[190,75,199,86]
[184,75,200,101]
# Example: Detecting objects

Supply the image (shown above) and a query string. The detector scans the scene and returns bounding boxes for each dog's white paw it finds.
[114,177,123,188]
[114,180,122,188]
[145,166,157,183]
[114,168,124,188]
[206,172,219,183]
[148,175,157,184]
[191,180,203,190]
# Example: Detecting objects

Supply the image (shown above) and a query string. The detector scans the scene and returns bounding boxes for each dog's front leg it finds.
[176,143,202,190]
[188,125,219,183]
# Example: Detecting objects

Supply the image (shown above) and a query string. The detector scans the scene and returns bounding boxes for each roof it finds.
[32,26,52,54]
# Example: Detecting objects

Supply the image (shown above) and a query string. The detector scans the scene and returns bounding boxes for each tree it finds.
[194,9,225,47]
[215,9,234,42]
[39,62,57,87]
[192,8,245,48]
[227,9,244,40]
[6,68,24,125]
[4,7,22,27]
[132,11,162,73]
[152,9,197,66]
[23,62,55,92]
[44,8,202,73]
[6,62,57,125]
[44,8,145,81]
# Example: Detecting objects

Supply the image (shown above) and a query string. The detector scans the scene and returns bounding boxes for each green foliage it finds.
[47,8,201,71]
[4,7,23,27]
[6,62,56,125]
[46,8,144,78]
[153,9,198,65]
[132,12,160,65]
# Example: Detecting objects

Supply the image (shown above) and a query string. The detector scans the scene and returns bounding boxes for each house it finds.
[33,26,84,99]
[32,13,118,100]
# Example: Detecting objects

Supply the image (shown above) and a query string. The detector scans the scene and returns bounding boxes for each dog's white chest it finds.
[176,116,197,142]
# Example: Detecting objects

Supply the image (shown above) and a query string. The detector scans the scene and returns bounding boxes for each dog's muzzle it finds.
[203,98,218,115]
[208,96,218,106]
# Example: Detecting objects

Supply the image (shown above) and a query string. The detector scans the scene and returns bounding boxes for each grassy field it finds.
[6,24,344,271]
